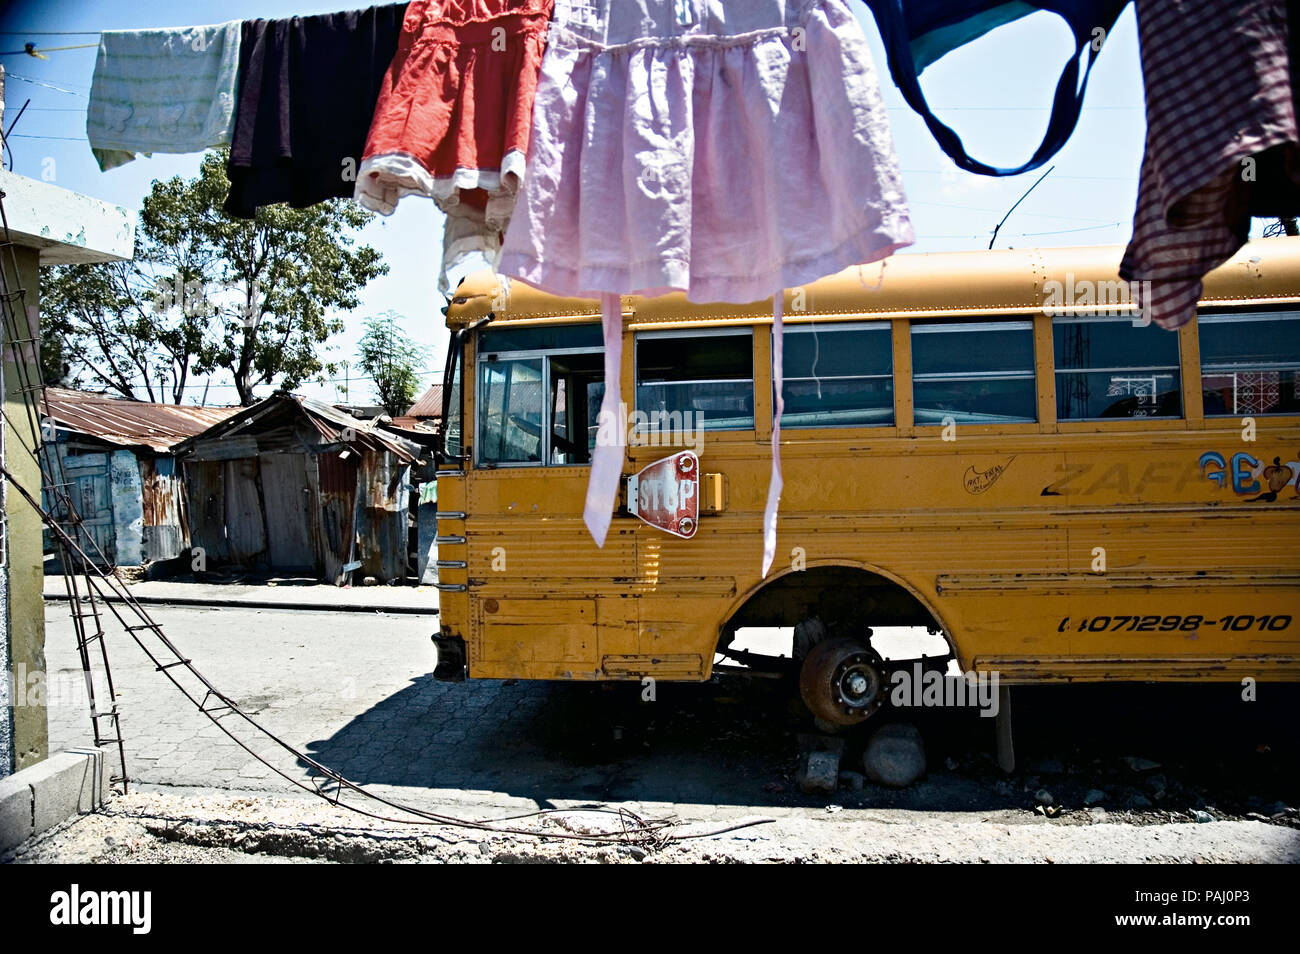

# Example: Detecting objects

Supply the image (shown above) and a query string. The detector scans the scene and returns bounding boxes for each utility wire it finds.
[3,71,87,94]
[988,165,1055,249]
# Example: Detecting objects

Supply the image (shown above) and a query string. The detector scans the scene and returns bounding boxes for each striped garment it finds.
[1120,0,1300,329]
[86,22,242,172]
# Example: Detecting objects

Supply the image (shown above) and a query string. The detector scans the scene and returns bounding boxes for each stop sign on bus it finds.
[627,451,699,539]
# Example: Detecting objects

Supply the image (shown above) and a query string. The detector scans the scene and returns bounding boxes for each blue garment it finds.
[861,0,1130,175]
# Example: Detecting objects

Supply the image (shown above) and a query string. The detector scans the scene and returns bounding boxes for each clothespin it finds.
[24,43,49,59]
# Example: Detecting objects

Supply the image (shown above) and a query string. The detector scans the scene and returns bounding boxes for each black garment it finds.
[224,3,409,218]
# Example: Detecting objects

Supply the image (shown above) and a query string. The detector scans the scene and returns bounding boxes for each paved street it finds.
[26,595,1300,861]
[42,601,818,817]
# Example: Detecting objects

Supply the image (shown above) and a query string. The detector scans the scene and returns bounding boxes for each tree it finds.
[357,311,427,416]
[42,149,388,405]
[43,234,210,403]
[38,312,72,389]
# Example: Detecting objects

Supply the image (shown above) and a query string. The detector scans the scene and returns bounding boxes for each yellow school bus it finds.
[430,238,1300,727]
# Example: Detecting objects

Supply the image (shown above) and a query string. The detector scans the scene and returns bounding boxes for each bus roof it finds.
[444,237,1300,330]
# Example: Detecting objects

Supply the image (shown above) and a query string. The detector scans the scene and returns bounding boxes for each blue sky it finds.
[0,0,1153,406]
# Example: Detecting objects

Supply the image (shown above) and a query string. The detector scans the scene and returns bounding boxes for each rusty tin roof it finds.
[43,388,240,453]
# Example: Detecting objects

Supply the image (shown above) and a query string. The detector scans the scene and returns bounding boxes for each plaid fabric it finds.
[1120,0,1300,329]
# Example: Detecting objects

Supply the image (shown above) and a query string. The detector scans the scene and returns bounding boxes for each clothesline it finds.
[5,64,1147,114]
[0,43,99,56]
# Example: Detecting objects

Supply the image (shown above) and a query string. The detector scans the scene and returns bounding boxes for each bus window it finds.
[779,323,894,428]
[476,324,604,466]
[1199,311,1300,416]
[547,352,604,464]
[442,338,463,460]
[1053,316,1182,419]
[636,328,754,431]
[478,357,544,464]
[480,323,603,352]
[911,320,1036,423]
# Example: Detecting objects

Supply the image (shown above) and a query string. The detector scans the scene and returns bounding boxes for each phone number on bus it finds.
[1057,614,1293,633]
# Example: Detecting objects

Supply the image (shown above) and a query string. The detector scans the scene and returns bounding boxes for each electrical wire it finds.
[902,167,1134,182]
[909,198,1119,224]
[2,71,87,94]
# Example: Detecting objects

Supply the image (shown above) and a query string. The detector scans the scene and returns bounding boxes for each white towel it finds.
[86,21,242,171]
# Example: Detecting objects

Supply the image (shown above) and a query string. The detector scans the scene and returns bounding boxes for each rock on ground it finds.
[796,751,841,795]
[863,723,927,788]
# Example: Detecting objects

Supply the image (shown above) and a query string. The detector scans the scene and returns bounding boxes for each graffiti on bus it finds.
[1199,451,1300,501]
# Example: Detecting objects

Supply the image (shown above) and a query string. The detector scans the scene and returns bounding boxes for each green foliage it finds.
[42,150,388,404]
[357,311,427,416]
[38,322,71,389]
[43,252,176,401]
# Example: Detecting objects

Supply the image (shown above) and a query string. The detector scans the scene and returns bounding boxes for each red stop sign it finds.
[627,451,699,539]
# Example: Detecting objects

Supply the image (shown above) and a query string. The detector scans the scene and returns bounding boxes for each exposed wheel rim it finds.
[799,637,886,726]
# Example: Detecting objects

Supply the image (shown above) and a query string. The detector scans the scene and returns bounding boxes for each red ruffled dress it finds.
[355,0,552,290]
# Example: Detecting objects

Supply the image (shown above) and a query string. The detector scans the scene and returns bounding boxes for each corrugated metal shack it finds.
[40,388,239,567]
[173,392,423,584]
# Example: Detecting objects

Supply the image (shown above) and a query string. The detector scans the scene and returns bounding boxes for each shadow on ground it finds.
[296,672,1300,816]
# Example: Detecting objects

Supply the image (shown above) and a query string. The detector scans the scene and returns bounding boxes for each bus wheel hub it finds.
[800,637,886,726]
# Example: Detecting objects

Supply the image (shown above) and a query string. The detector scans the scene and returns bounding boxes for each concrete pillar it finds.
[0,62,11,778]
[0,159,133,779]
[3,245,47,774]
[0,559,10,778]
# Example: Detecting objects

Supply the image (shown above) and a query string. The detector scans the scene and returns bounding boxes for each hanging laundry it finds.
[356,0,554,293]
[1120,0,1300,330]
[223,4,409,219]
[86,21,241,172]
[501,0,912,308]
[862,0,1129,175]
[498,0,913,574]
[437,191,509,289]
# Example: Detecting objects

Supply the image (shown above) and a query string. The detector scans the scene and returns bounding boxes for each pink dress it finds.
[500,0,912,304]
[499,0,913,573]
